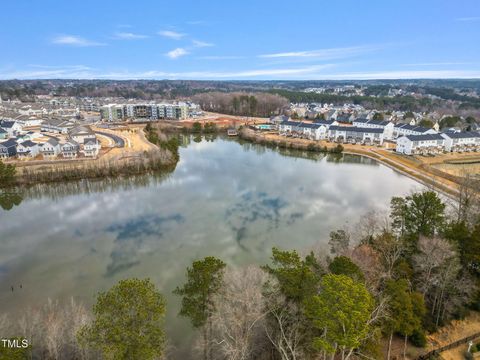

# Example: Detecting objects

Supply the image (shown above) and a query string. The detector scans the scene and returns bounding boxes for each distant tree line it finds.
[191,92,289,117]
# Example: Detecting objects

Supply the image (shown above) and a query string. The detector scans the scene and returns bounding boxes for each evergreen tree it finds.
[78,278,166,360]
[174,256,226,360]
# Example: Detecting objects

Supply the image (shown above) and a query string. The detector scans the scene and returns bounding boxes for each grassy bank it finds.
[16,150,177,186]
[0,126,179,187]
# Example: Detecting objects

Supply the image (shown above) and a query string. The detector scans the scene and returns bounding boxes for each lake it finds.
[0,135,423,357]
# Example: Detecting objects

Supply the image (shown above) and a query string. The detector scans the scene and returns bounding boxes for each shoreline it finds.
[238,127,462,198]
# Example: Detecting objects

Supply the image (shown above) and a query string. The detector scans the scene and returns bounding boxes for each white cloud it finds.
[192,40,214,48]
[186,20,207,25]
[3,65,480,81]
[87,64,334,79]
[455,16,480,22]
[52,35,106,47]
[1,65,96,79]
[158,30,186,40]
[113,32,149,40]
[166,48,189,59]
[259,45,378,60]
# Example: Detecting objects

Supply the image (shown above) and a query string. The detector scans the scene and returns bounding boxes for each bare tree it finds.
[8,298,93,360]
[263,297,305,360]
[451,172,480,225]
[371,231,405,280]
[346,244,383,293]
[211,266,269,360]
[413,236,456,297]
[413,236,474,326]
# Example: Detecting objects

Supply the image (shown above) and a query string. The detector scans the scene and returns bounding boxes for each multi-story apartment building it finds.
[100,103,189,122]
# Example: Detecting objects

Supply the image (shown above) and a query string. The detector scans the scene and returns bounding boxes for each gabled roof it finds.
[20,140,38,147]
[395,123,433,133]
[0,128,6,134]
[0,120,16,128]
[84,138,99,145]
[441,131,480,139]
[45,138,60,146]
[368,120,391,126]
[329,126,384,133]
[69,125,94,136]
[280,120,303,127]
[299,123,322,129]
[0,139,17,148]
[62,139,80,147]
[353,117,369,123]
[404,134,445,141]
[313,119,336,125]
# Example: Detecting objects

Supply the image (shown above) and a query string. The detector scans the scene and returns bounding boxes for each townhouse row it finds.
[277,118,480,155]
[396,132,480,155]
[0,124,101,159]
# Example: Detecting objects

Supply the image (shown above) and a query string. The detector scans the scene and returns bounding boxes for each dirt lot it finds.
[179,111,268,128]
[92,125,157,160]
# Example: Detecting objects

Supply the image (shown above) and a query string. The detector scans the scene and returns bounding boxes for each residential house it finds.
[396,134,445,155]
[328,126,385,144]
[0,120,23,137]
[440,131,480,152]
[393,123,437,138]
[336,113,353,123]
[312,119,339,139]
[83,138,101,157]
[0,139,18,158]
[279,120,302,133]
[269,115,290,125]
[0,128,7,140]
[40,138,61,157]
[298,123,323,140]
[16,140,40,158]
[69,125,96,144]
[61,140,80,158]
[41,118,75,134]
[353,118,395,140]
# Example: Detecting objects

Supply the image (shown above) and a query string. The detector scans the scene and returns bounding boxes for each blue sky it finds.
[1,0,480,80]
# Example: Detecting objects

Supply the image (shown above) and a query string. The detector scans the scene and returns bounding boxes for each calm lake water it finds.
[0,135,423,356]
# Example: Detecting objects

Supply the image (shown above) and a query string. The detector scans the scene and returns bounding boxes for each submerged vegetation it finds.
[1,187,479,359]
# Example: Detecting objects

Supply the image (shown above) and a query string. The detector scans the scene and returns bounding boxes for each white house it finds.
[313,119,339,139]
[40,138,61,157]
[440,131,480,152]
[328,126,385,144]
[0,120,23,137]
[279,120,302,133]
[16,140,40,158]
[41,119,75,134]
[83,138,101,157]
[393,124,437,138]
[353,119,395,140]
[0,139,18,158]
[396,134,445,155]
[16,117,44,127]
[61,140,80,158]
[298,123,323,140]
[69,125,96,144]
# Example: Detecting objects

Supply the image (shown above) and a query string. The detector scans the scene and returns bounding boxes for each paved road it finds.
[94,130,125,148]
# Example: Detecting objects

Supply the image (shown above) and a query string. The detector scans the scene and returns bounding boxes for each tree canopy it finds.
[78,278,166,360]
